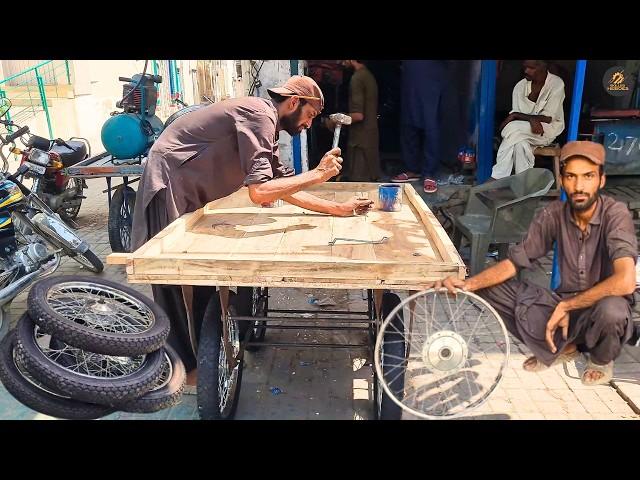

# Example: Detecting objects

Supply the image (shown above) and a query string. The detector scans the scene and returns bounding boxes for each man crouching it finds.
[437,141,637,385]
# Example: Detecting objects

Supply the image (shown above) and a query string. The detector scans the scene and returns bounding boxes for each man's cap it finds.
[560,140,606,166]
[267,75,324,113]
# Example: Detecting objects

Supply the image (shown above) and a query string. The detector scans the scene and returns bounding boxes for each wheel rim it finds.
[72,253,99,271]
[45,281,156,335]
[62,178,82,218]
[119,191,133,252]
[33,325,148,379]
[374,289,509,420]
[152,351,173,392]
[218,313,240,417]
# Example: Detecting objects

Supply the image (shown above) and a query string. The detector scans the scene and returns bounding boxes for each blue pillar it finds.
[477,60,497,183]
[290,60,303,174]
[551,60,588,290]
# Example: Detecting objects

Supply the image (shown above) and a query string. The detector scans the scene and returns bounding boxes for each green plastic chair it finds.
[452,168,555,275]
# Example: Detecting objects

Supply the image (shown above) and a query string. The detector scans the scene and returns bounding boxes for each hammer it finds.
[329,113,352,149]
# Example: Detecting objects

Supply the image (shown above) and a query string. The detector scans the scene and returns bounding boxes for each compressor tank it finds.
[101,113,163,159]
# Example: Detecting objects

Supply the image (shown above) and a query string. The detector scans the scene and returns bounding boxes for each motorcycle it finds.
[0,99,104,339]
[0,102,90,226]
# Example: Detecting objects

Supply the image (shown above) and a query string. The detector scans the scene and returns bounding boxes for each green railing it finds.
[0,60,71,138]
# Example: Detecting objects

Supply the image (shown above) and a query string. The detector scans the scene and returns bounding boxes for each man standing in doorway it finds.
[391,60,449,193]
[491,60,565,180]
[327,60,382,181]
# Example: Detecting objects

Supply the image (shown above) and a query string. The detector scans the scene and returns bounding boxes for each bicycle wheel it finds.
[374,289,509,420]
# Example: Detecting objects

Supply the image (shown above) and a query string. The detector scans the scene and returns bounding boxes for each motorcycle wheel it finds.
[60,178,83,220]
[69,249,104,273]
[108,185,136,253]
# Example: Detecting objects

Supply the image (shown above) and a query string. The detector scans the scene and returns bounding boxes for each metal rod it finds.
[246,324,370,331]
[267,308,369,316]
[552,59,587,290]
[233,315,373,323]
[246,342,368,349]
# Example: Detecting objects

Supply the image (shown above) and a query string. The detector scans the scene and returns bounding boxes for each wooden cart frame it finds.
[108,182,466,419]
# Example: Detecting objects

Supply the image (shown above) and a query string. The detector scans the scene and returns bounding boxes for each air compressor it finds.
[100,70,164,159]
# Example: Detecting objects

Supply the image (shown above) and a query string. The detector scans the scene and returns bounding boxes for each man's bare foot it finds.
[522,343,577,371]
[582,368,605,383]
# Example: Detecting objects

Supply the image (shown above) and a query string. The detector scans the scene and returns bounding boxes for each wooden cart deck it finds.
[107,183,466,289]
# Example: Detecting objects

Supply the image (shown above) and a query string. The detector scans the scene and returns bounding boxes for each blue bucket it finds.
[378,184,402,212]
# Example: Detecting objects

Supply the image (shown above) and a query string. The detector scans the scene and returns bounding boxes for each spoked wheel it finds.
[245,287,267,352]
[197,292,243,420]
[28,276,170,357]
[374,289,509,420]
[0,331,114,419]
[69,249,104,273]
[16,313,163,406]
[60,178,83,220]
[108,185,136,253]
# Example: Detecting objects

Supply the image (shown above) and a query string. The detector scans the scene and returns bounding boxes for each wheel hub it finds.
[422,330,468,375]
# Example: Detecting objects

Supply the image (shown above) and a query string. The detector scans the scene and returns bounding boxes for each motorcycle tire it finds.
[0,330,114,419]
[69,249,104,273]
[16,312,164,407]
[108,185,136,253]
[28,275,170,357]
[197,292,244,420]
[118,345,186,414]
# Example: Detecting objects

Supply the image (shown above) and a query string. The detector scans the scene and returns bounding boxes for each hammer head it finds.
[329,113,352,125]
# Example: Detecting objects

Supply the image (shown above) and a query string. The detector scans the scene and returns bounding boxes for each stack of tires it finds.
[0,276,185,420]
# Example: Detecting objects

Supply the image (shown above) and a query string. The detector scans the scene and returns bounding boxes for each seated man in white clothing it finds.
[490,60,565,180]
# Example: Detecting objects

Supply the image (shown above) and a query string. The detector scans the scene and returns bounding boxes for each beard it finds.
[568,190,599,212]
[280,104,305,136]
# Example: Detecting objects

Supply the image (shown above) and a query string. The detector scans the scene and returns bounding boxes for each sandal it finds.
[423,178,438,194]
[522,349,581,372]
[391,172,421,183]
[581,358,614,386]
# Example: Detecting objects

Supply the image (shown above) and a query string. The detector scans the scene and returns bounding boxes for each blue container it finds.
[378,184,402,212]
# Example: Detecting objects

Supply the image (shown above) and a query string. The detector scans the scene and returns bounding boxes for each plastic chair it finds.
[452,168,555,275]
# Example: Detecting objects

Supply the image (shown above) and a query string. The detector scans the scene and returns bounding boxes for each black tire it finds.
[163,104,207,129]
[28,275,170,357]
[0,330,114,419]
[118,345,186,414]
[0,307,8,343]
[108,185,136,253]
[69,249,104,273]
[375,292,405,420]
[16,312,164,406]
[197,292,244,420]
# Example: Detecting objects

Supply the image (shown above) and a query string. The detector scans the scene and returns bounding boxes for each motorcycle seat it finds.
[50,141,87,167]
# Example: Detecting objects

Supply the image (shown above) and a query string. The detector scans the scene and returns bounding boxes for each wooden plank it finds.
[403,184,466,279]
[124,270,458,290]
[106,253,130,265]
[120,182,466,287]
[274,193,335,261]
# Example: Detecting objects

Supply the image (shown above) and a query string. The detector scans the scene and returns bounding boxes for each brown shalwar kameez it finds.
[345,66,382,181]
[131,97,294,370]
[476,195,637,367]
